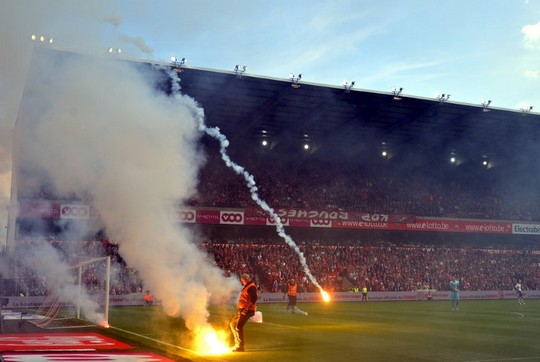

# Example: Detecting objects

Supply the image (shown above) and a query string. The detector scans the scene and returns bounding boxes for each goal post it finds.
[75,255,111,324]
[29,255,111,329]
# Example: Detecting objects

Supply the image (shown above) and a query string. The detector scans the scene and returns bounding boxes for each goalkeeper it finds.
[449,276,460,311]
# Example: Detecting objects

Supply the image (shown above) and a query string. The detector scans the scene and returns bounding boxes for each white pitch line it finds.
[262,322,301,329]
[511,312,525,318]
[109,325,197,354]
[465,357,540,362]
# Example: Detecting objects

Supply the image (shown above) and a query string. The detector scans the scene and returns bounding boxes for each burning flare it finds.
[194,326,230,355]
[320,289,331,303]
[98,320,110,328]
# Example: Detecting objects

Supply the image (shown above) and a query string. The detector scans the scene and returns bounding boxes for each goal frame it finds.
[28,255,111,329]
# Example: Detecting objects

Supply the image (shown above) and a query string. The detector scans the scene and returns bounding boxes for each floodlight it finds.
[234,65,248,78]
[392,86,403,100]
[520,105,533,115]
[289,73,302,88]
[437,93,450,103]
[481,100,492,112]
[171,56,187,73]
[343,81,355,93]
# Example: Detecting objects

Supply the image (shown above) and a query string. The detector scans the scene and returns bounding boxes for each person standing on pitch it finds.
[362,286,368,301]
[515,280,525,305]
[449,276,460,311]
[144,290,153,306]
[285,279,298,313]
[230,273,258,352]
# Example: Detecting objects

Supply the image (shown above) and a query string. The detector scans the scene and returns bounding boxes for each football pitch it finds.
[103,299,540,362]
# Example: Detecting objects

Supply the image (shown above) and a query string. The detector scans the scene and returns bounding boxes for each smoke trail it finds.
[204,128,324,291]
[171,70,324,292]
[120,35,154,55]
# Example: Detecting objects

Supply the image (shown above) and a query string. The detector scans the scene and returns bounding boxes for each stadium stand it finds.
[5,146,540,298]
[3,235,539,297]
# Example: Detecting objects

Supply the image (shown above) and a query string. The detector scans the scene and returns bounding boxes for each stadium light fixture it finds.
[171,56,187,73]
[171,56,187,65]
[289,73,302,88]
[481,100,492,112]
[481,155,492,169]
[234,65,248,78]
[380,141,391,159]
[436,93,451,103]
[31,34,53,44]
[520,105,533,115]
[260,129,270,148]
[392,87,403,100]
[343,80,355,93]
[301,134,312,151]
[108,47,122,54]
[449,150,458,165]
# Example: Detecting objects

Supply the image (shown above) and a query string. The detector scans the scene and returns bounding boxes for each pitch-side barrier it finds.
[2,290,539,311]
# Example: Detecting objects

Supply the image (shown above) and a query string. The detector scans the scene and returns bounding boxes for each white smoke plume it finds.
[17,47,238,330]
[0,2,157,250]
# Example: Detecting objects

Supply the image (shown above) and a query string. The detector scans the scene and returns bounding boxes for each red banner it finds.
[1,353,174,361]
[195,209,220,224]
[333,218,512,234]
[0,333,132,351]
[244,207,414,223]
[17,201,514,234]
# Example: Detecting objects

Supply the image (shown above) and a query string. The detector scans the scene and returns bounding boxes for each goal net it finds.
[28,256,111,329]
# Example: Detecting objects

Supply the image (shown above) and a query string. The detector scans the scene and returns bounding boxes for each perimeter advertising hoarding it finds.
[513,223,540,235]
[2,291,539,310]
[19,202,540,235]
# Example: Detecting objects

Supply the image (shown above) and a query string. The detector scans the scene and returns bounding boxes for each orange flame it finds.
[320,289,331,302]
[99,320,110,328]
[194,326,230,355]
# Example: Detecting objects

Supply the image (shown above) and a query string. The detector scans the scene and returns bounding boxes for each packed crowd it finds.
[18,153,540,222]
[205,239,540,293]
[193,155,540,221]
[2,237,539,297]
[8,155,540,296]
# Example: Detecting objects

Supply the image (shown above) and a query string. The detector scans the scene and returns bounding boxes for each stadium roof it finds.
[174,63,540,168]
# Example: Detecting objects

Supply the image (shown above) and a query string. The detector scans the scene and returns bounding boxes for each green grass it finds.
[103,300,540,362]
